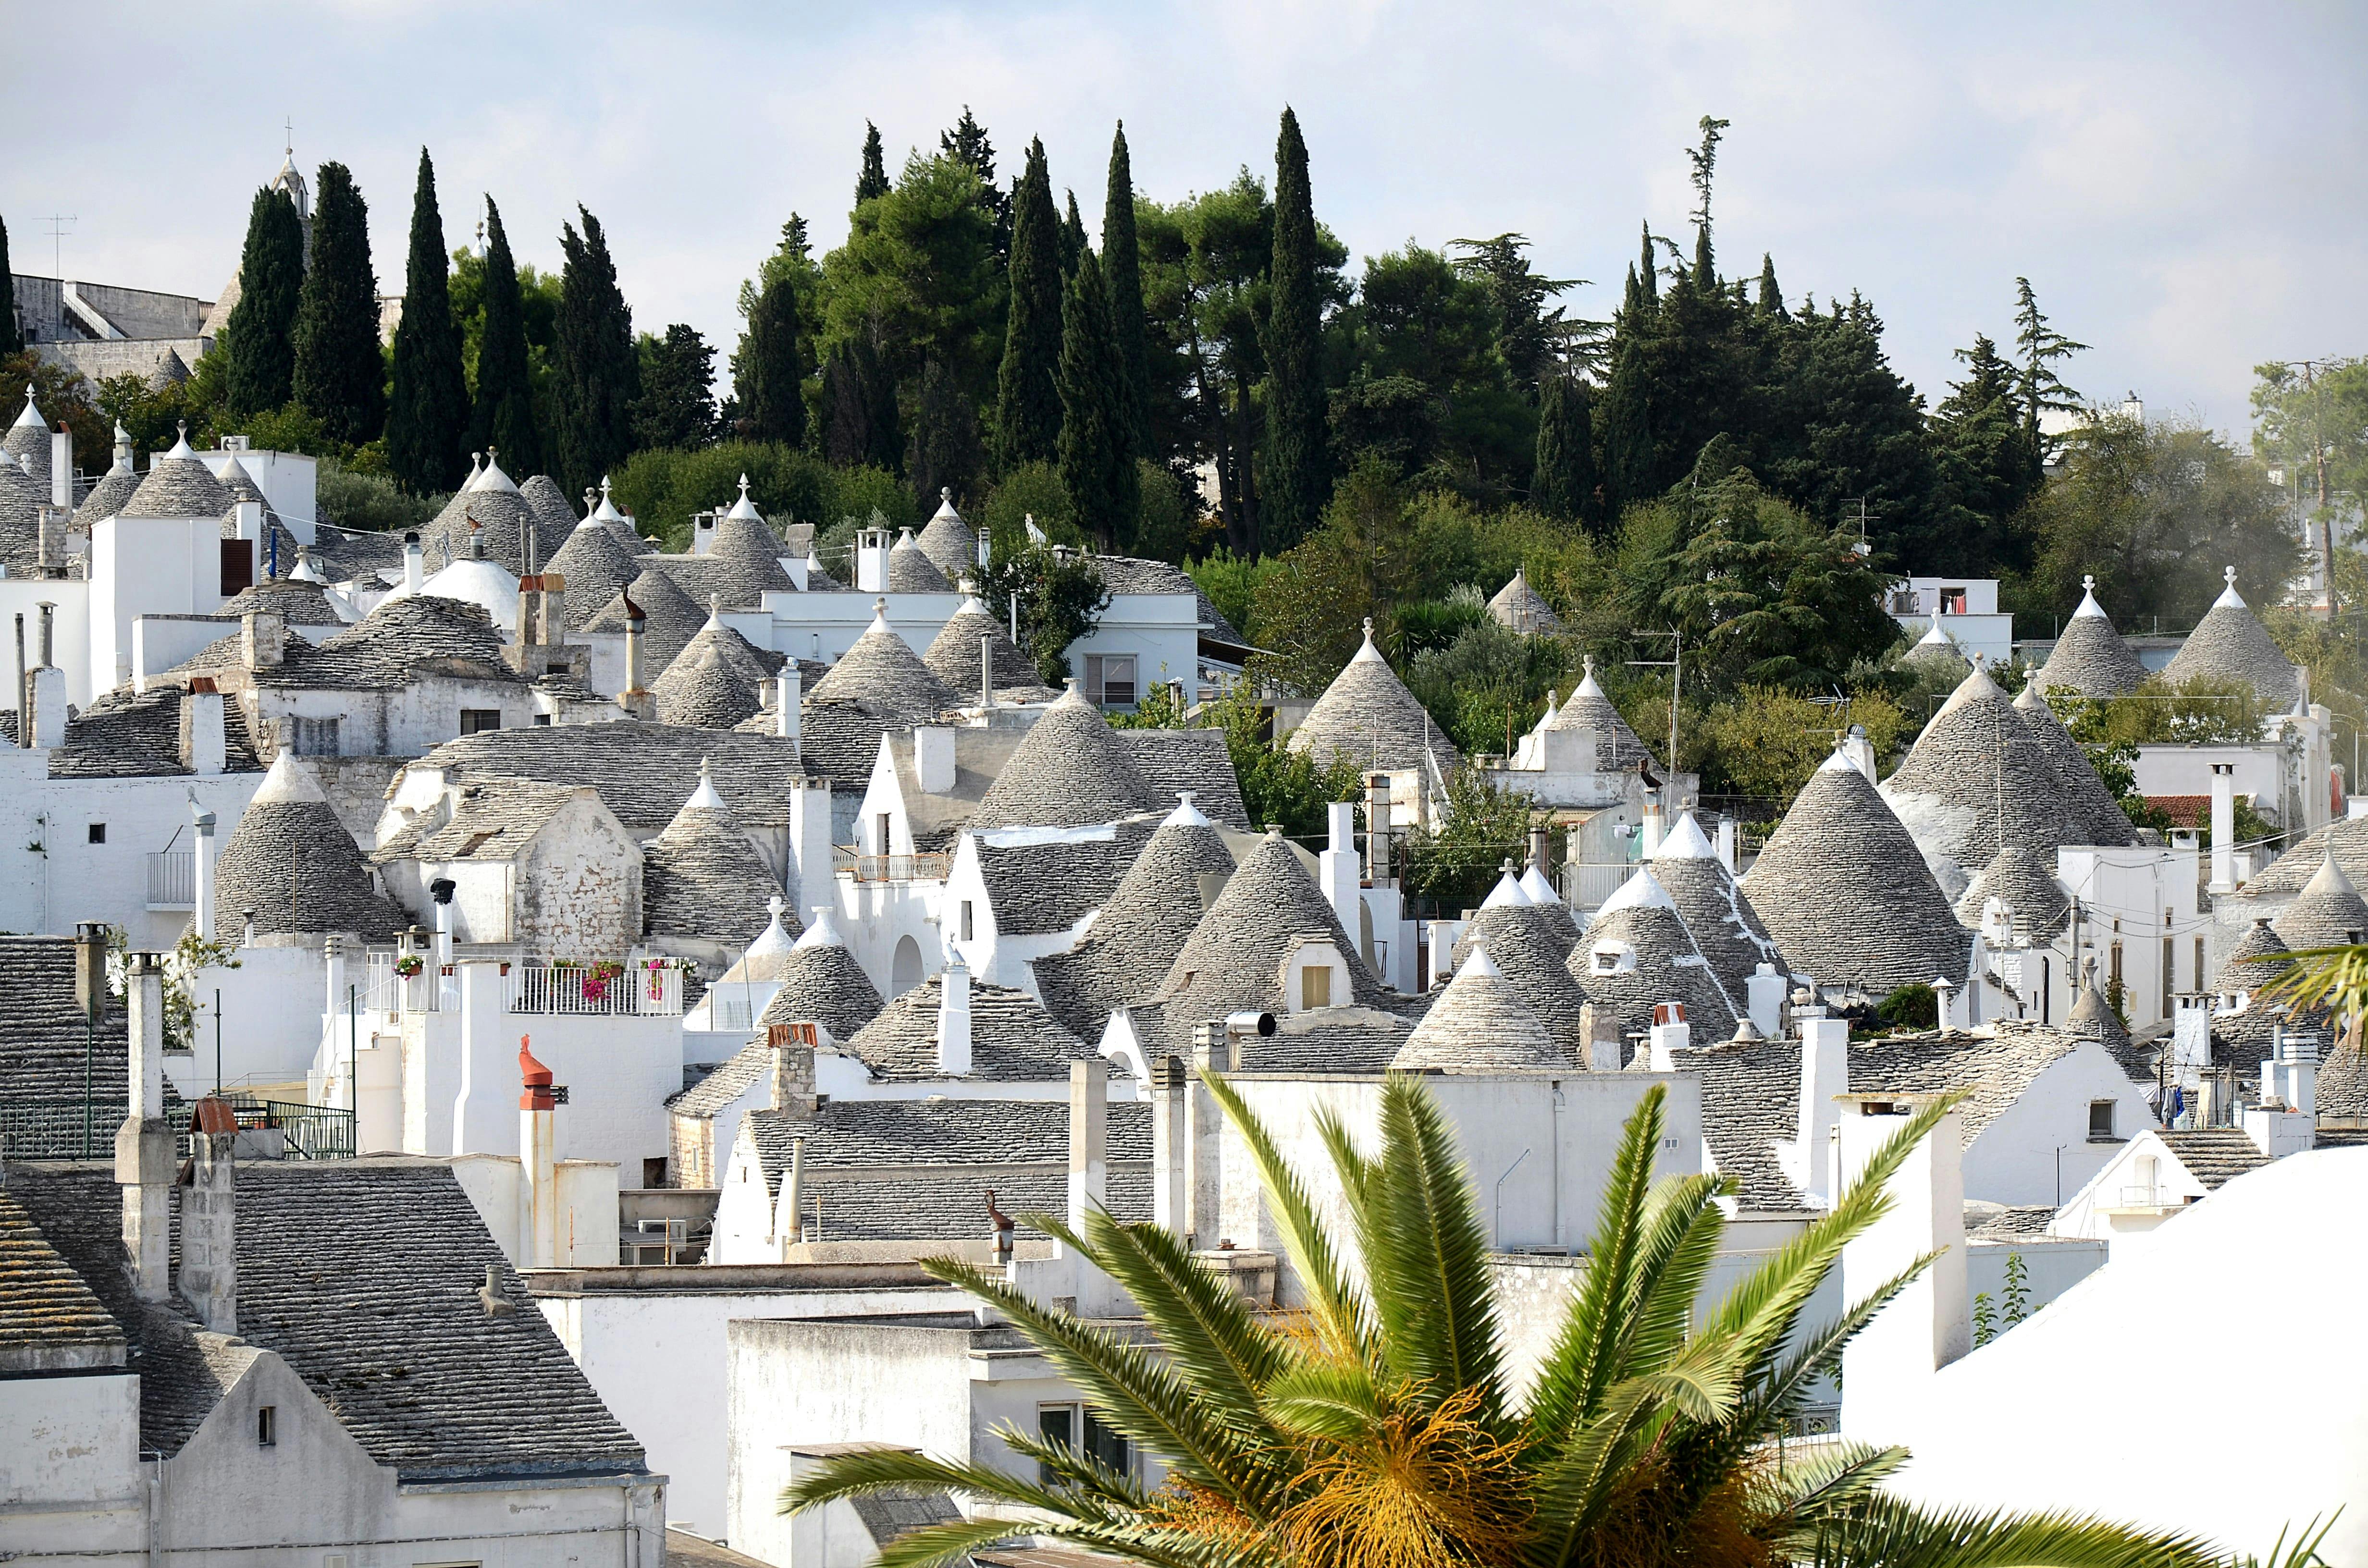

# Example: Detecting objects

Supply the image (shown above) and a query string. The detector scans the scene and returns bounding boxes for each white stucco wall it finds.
[1961,1045,2155,1208]
[0,752,261,941]
[0,1371,140,1544]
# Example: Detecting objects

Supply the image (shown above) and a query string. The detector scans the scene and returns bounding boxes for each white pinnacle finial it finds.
[2226,565,2237,588]
[2213,565,2246,610]
[739,473,751,499]
[2083,574,2096,593]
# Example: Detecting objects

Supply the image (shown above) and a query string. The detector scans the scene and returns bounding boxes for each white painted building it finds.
[1886,576,2014,667]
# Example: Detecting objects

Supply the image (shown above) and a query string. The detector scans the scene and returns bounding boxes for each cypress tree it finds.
[1258,107,1329,552]
[1532,375,1599,529]
[292,163,384,444]
[1056,250,1135,550]
[1755,253,1786,318]
[1059,189,1086,278]
[553,206,639,499]
[906,357,983,511]
[633,324,716,450]
[821,334,900,471]
[1636,222,1659,309]
[0,217,19,357]
[856,122,890,204]
[995,138,1063,471]
[471,196,541,475]
[386,149,471,494]
[1102,122,1152,457]
[222,186,305,418]
[735,272,806,445]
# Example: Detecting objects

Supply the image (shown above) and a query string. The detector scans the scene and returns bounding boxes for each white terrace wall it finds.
[0,751,262,940]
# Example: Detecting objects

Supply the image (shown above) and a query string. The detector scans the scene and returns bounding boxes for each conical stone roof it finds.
[2,387,49,484]
[586,564,707,674]
[1953,843,2070,936]
[758,909,885,1041]
[214,752,406,940]
[148,347,191,390]
[715,896,804,982]
[697,483,795,604]
[1394,947,1565,1073]
[585,478,654,555]
[1881,662,2108,896]
[1444,901,1593,1064]
[1030,794,1239,1038]
[923,598,1038,692]
[1487,567,1560,635]
[121,429,234,520]
[654,645,763,729]
[2162,569,2302,706]
[1740,750,1973,999]
[543,518,638,630]
[2218,918,2291,992]
[74,433,140,529]
[2011,678,2140,849]
[642,763,780,945]
[886,528,953,593]
[1569,870,1739,1038]
[1147,829,1391,1054]
[422,454,542,574]
[519,475,580,539]
[1286,618,1460,775]
[2036,577,2148,698]
[914,490,980,580]
[1648,811,1794,998]
[218,575,345,628]
[808,602,960,719]
[1541,657,1654,771]
[972,685,1147,830]
[2272,857,2368,951]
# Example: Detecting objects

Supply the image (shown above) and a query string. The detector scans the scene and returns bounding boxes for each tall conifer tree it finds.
[292,162,384,444]
[906,358,983,510]
[471,196,541,475]
[995,138,1063,471]
[222,187,305,418]
[1755,254,1786,318]
[1059,190,1086,278]
[856,123,890,203]
[0,217,19,357]
[1056,249,1135,550]
[386,149,470,493]
[1102,123,1152,457]
[735,272,806,445]
[1532,375,1598,529]
[553,206,639,498]
[1258,107,1329,552]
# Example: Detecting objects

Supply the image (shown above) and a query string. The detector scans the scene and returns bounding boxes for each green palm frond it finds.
[2258,942,2368,1028]
[1528,1333,1751,1562]
[1767,1440,1910,1529]
[1200,1066,1372,1360]
[920,1250,1274,1510]
[1259,1355,1390,1446]
[1356,1076,1508,1421]
[1799,1493,2221,1568]
[780,1444,1100,1520]
[1067,1205,1289,1433]
[1612,1172,1731,1377]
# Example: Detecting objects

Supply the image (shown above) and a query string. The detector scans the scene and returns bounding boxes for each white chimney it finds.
[854,528,891,593]
[186,682,226,776]
[192,796,218,942]
[519,1038,559,1268]
[776,664,801,746]
[1640,797,1665,859]
[1646,1001,1690,1070]
[787,776,832,914]
[117,951,173,1302]
[937,958,972,1075]
[431,879,456,966]
[1716,817,1738,873]
[1319,800,1361,945]
[1069,1057,1107,1232]
[1841,723,1878,783]
[49,428,70,510]
[2208,763,2237,894]
[1786,1014,1850,1207]
[913,725,957,795]
[30,664,64,748]
[1838,1095,1969,1441]
[402,531,425,596]
[183,1104,238,1334]
[1747,963,1788,1039]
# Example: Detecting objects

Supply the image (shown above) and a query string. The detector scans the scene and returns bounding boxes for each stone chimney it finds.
[519,1038,558,1268]
[937,959,972,1076]
[116,951,173,1303]
[182,1098,238,1334]
[615,594,654,720]
[180,677,226,777]
[1838,1095,1968,1441]
[1580,1001,1625,1072]
[1365,772,1393,886]
[767,1021,819,1119]
[242,609,286,672]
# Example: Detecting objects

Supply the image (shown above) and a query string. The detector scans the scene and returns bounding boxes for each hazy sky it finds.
[8,1,2361,439]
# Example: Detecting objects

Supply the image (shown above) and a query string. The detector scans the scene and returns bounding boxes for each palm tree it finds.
[785,1075,2217,1568]
[2259,943,2368,1051]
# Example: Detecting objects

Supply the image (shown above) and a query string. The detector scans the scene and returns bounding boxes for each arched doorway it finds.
[890,935,924,996]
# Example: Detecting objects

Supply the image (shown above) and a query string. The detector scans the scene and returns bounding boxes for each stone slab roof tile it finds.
[1286,625,1459,775]
[842,976,1104,1082]
[413,721,804,833]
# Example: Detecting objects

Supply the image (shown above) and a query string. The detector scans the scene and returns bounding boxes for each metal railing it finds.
[1565,862,1640,913]
[147,851,195,909]
[838,851,952,883]
[354,953,684,1017]
[2115,1185,2171,1209]
[0,1097,352,1160]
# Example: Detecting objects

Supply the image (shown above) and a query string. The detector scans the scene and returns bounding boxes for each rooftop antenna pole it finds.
[44,214,76,337]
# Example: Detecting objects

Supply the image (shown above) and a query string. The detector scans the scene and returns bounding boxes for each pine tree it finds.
[633,324,715,450]
[471,196,541,476]
[386,149,471,494]
[1258,106,1330,552]
[995,138,1063,471]
[1532,374,1599,528]
[1686,115,1728,287]
[0,216,19,357]
[222,186,306,418]
[940,107,1011,260]
[1056,249,1136,550]
[735,272,805,446]
[906,357,983,513]
[291,162,384,444]
[856,122,890,204]
[1101,123,1152,457]
[1059,189,1086,278]
[821,333,900,471]
[1755,253,1786,319]
[553,206,639,498]
[2013,276,2088,455]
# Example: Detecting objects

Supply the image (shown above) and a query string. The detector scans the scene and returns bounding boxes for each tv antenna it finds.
[43,214,75,337]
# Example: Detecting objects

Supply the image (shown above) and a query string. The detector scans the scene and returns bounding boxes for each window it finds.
[256,1405,276,1446]
[875,812,892,855]
[2109,941,2123,991]
[1038,1403,1130,1483]
[1940,587,1968,614]
[2088,1100,2117,1140]
[1301,964,1332,1009]
[219,539,254,596]
[1084,652,1137,708]
[2194,937,2206,993]
[959,900,974,942]
[642,1156,668,1189]
[291,716,341,757]
[458,708,502,736]
[86,822,105,845]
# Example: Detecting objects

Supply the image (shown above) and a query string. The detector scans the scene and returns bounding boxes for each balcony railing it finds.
[147,850,194,910]
[355,952,684,1017]
[0,1097,352,1160]
[838,851,951,884]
